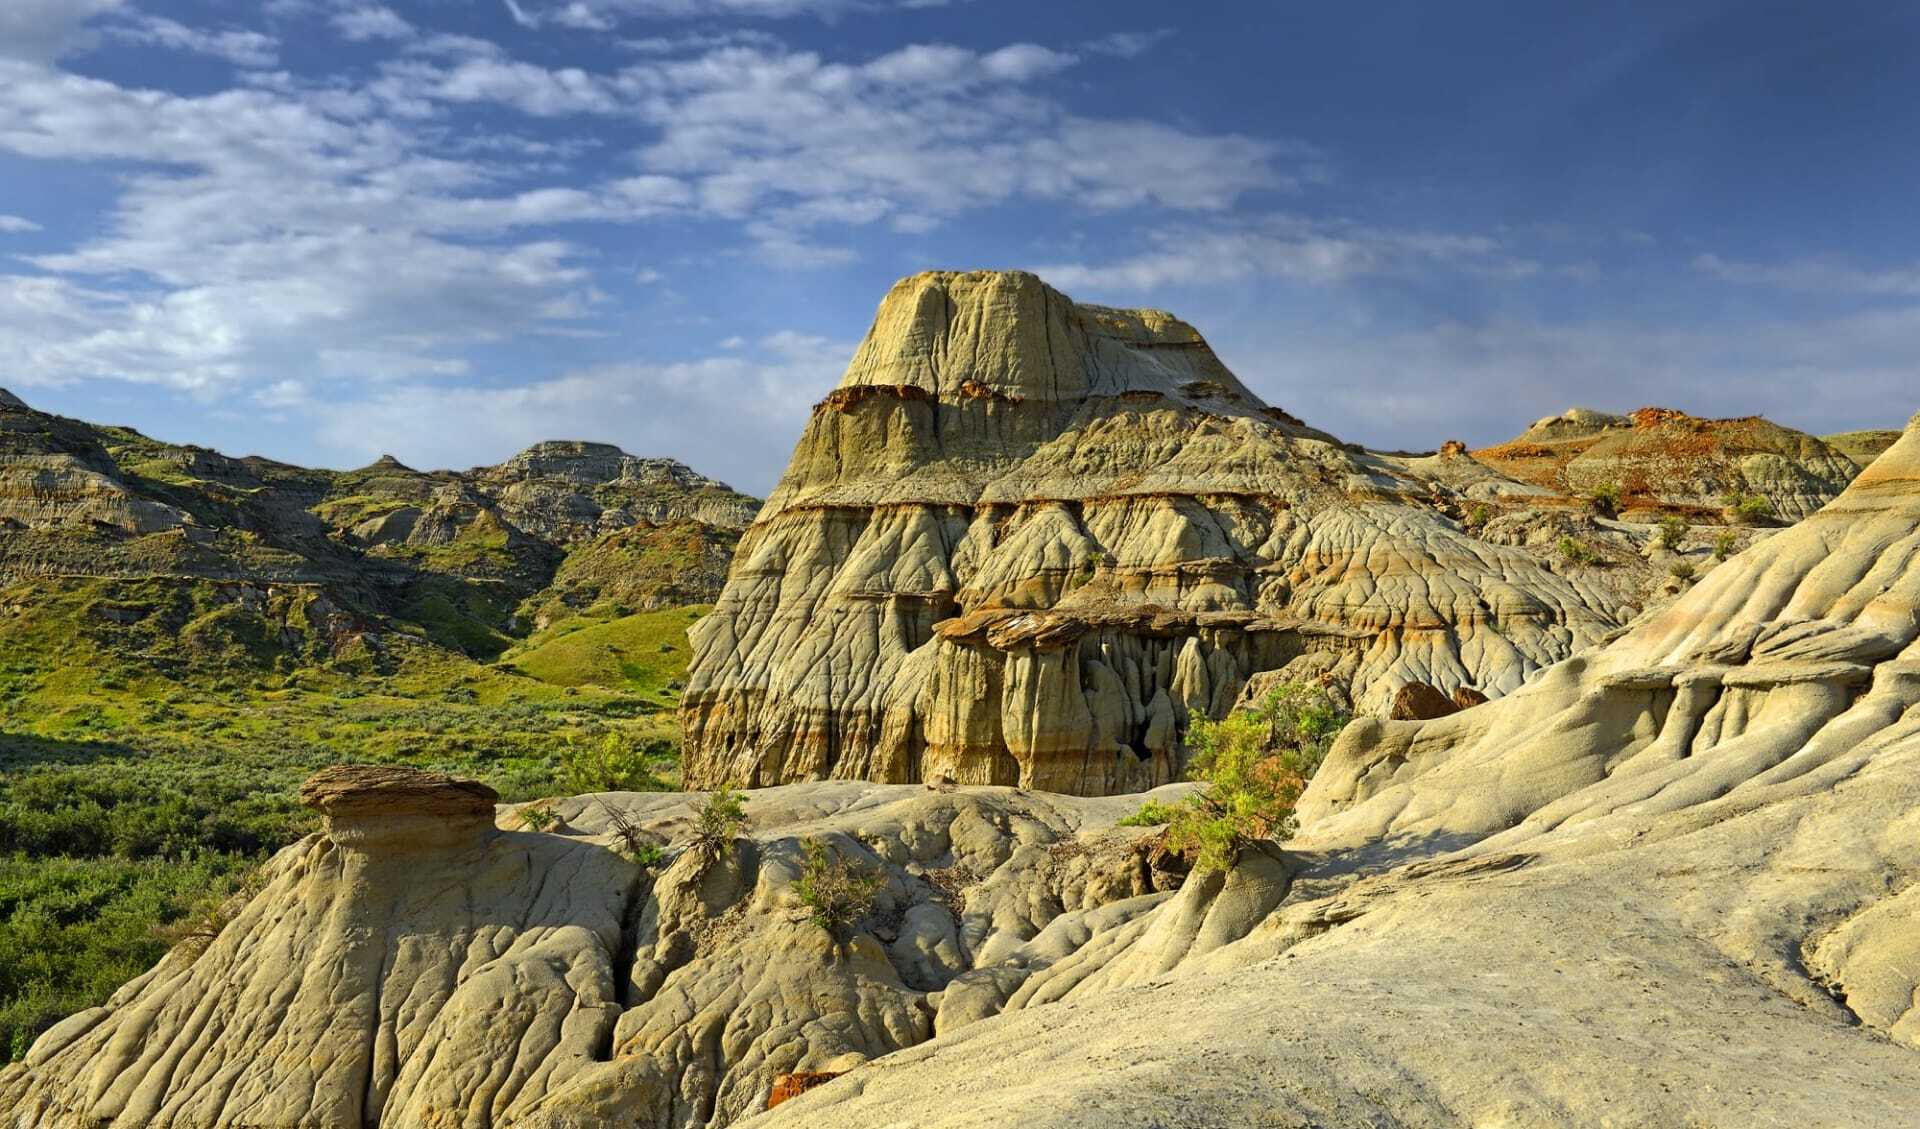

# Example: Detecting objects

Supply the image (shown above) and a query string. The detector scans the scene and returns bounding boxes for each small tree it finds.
[1167,684,1348,871]
[517,804,559,832]
[1656,515,1688,551]
[794,837,885,947]
[562,732,674,794]
[689,786,747,863]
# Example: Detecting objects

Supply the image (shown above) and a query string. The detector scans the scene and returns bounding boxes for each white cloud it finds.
[0,215,42,233]
[1225,307,1920,455]
[0,55,633,392]
[1693,252,1920,298]
[504,0,948,24]
[332,4,414,42]
[0,0,126,63]
[1082,30,1175,59]
[312,333,852,491]
[1036,216,1515,293]
[107,14,280,68]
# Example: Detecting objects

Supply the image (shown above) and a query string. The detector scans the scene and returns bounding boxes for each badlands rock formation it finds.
[755,409,1920,1128]
[9,416,1917,1128]
[0,389,757,663]
[1474,405,1867,520]
[683,271,1629,795]
[0,766,1199,1127]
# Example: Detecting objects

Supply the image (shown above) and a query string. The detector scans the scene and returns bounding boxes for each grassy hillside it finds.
[0,578,707,1059]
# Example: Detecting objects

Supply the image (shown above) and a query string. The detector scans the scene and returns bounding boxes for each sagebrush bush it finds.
[1722,492,1775,525]
[1558,536,1599,566]
[689,787,747,862]
[793,837,884,946]
[1167,683,1348,871]
[1656,515,1689,550]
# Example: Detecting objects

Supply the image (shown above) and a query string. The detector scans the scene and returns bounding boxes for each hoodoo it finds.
[681,270,1629,795]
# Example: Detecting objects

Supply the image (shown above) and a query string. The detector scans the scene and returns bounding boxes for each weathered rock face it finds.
[0,388,758,663]
[1474,404,1866,520]
[474,440,761,540]
[0,772,1188,1128]
[8,421,1919,1129]
[0,766,638,1128]
[682,271,1629,796]
[746,413,1920,1129]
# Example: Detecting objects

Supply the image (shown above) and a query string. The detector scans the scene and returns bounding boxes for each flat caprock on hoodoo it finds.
[680,269,1631,796]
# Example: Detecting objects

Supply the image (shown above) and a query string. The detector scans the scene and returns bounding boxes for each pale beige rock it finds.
[682,271,1631,795]
[748,412,1920,1129]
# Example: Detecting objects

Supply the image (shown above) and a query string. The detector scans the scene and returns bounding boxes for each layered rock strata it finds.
[0,770,1195,1127]
[7,419,1919,1128]
[683,271,1628,795]
[752,409,1920,1128]
[1474,405,1866,520]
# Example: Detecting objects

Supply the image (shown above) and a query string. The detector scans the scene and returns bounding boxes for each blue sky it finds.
[0,0,1915,494]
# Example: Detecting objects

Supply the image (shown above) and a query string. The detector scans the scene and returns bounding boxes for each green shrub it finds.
[0,853,254,1061]
[1669,561,1698,583]
[793,837,885,946]
[1558,536,1598,566]
[689,786,746,862]
[516,804,558,832]
[1722,492,1775,525]
[1117,799,1180,827]
[1656,515,1688,550]
[560,732,674,794]
[1587,482,1622,517]
[1466,503,1494,529]
[1713,530,1740,561]
[1167,683,1348,871]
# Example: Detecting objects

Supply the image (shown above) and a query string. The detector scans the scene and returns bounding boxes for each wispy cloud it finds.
[312,332,851,490]
[107,14,280,68]
[0,215,42,233]
[331,4,414,42]
[1037,215,1518,293]
[503,0,952,25]
[1083,29,1176,59]
[0,0,126,63]
[1693,252,1920,298]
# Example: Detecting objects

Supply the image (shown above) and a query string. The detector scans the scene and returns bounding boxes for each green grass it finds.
[502,604,706,693]
[0,852,253,1061]
[0,577,708,1060]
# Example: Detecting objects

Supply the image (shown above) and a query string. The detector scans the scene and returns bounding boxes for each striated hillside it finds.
[7,413,1914,1127]
[0,391,758,664]
[681,270,1637,797]
[1473,405,1867,521]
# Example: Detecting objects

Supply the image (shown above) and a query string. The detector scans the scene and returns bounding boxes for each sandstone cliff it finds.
[682,271,1630,796]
